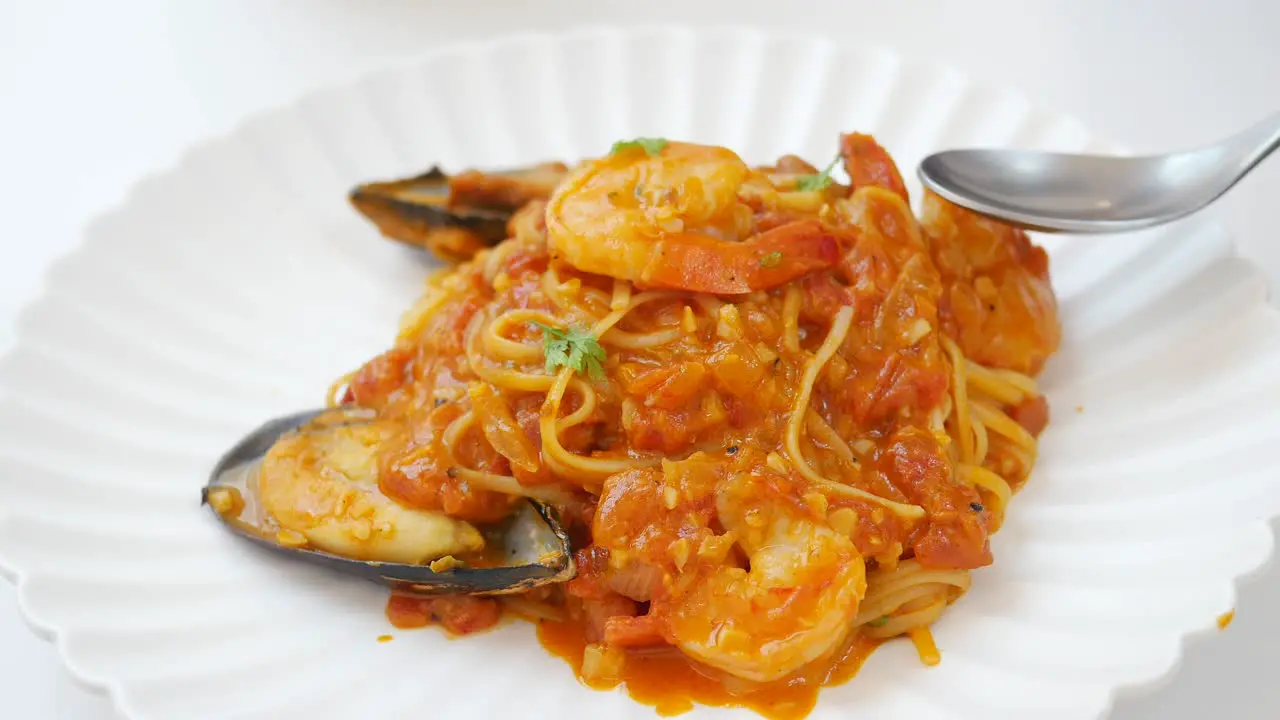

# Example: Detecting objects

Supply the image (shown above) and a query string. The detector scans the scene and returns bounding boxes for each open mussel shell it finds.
[349,163,567,261]
[202,406,575,596]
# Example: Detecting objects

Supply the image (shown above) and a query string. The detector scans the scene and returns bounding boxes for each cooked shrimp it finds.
[258,416,485,564]
[667,469,866,682]
[841,132,910,201]
[545,141,841,294]
[837,135,1059,374]
[921,191,1061,374]
[591,457,866,683]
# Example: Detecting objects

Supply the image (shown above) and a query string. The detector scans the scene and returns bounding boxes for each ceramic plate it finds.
[1,26,1278,720]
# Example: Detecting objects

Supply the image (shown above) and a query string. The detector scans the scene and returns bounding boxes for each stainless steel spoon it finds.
[918,112,1280,233]
[201,406,575,596]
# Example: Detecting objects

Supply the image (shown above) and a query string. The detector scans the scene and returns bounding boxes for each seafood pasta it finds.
[260,133,1058,717]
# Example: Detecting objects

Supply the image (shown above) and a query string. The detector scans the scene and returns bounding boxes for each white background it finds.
[2,1,1278,718]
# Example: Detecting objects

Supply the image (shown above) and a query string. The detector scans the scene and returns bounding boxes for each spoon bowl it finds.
[919,111,1280,233]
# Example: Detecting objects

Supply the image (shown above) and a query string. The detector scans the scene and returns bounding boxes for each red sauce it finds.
[386,594,502,635]
[537,618,881,719]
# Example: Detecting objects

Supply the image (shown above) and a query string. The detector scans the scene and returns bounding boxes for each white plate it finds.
[1,26,1278,720]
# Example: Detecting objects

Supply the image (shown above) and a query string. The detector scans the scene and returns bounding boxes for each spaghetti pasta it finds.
[291,132,1060,718]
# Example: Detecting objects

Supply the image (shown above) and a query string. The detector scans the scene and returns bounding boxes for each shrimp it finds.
[666,469,866,682]
[545,141,841,294]
[591,456,866,683]
[841,132,910,201]
[921,190,1061,375]
[838,132,1060,375]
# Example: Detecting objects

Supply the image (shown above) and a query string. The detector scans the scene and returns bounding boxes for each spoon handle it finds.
[1229,111,1280,179]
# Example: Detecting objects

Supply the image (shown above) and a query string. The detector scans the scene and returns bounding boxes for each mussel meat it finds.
[202,407,575,596]
[349,163,568,262]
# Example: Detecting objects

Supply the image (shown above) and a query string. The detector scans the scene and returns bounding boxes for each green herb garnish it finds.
[534,322,606,380]
[868,616,890,628]
[760,251,783,269]
[611,137,669,157]
[795,153,841,192]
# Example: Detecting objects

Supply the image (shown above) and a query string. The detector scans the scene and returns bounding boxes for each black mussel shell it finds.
[349,163,567,261]
[202,406,575,596]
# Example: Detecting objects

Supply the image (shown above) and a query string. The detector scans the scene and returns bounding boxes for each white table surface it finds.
[2,1,1279,717]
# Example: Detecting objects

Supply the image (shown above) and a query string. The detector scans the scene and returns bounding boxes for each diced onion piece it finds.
[581,643,626,685]
[469,383,540,473]
[607,561,661,601]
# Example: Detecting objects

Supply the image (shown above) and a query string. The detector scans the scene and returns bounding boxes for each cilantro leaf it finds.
[544,343,571,375]
[611,137,669,157]
[533,322,607,380]
[868,616,890,628]
[795,153,842,192]
[760,251,783,269]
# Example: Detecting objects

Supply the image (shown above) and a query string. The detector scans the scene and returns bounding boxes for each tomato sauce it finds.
[386,594,503,635]
[537,618,881,719]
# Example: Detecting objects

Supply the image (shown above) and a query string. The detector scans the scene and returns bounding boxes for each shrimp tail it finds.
[639,219,841,294]
[841,132,910,201]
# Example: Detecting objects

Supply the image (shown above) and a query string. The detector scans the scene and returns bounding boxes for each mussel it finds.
[349,163,568,262]
[202,407,575,596]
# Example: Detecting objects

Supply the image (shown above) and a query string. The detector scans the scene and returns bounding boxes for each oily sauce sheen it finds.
[536,617,881,719]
